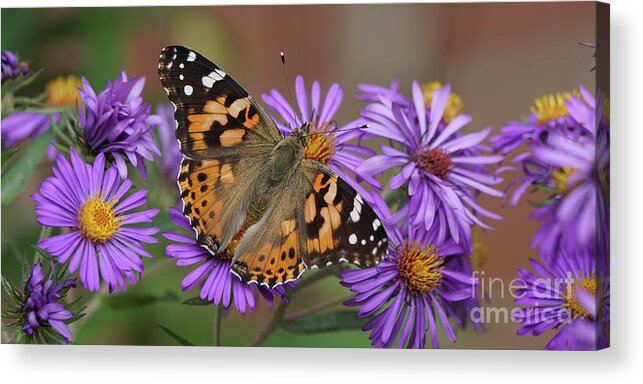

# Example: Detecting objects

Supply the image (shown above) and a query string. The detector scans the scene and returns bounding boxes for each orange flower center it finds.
[397,241,444,294]
[46,75,82,107]
[303,122,337,165]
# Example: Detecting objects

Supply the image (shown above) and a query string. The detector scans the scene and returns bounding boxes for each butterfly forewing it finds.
[158,45,280,159]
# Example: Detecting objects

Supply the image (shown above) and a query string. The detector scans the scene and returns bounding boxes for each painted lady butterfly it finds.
[158,46,388,287]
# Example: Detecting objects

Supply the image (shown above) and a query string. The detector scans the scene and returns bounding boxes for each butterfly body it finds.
[159,46,388,287]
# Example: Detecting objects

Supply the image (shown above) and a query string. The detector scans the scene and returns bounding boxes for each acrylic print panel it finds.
[0,2,609,350]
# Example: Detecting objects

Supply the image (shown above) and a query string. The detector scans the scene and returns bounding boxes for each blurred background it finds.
[1,2,597,349]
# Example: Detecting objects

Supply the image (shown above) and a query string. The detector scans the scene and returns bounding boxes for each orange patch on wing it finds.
[304,194,316,223]
[228,98,249,118]
[318,207,335,252]
[203,100,228,114]
[187,133,208,151]
[280,219,296,236]
[219,129,245,147]
[219,163,234,184]
[187,113,228,133]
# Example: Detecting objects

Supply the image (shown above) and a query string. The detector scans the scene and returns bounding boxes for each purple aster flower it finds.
[356,81,503,251]
[163,207,291,314]
[2,75,81,159]
[341,192,476,348]
[490,89,592,155]
[78,72,161,179]
[1,50,28,82]
[261,75,379,197]
[513,248,609,350]
[492,87,598,206]
[19,263,76,343]
[154,103,182,186]
[1,111,56,148]
[499,87,608,259]
[32,148,161,292]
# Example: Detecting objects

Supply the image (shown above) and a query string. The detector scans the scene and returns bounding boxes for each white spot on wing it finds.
[179,63,184,69]
[349,196,362,222]
[202,69,226,89]
[349,234,357,245]
[184,85,193,96]
[187,51,196,62]
[361,239,366,246]
[179,74,184,80]
[372,219,381,230]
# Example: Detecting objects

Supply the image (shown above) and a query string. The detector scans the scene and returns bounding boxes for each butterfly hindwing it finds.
[302,162,388,269]
[178,156,261,253]
[158,45,280,160]
[229,167,311,286]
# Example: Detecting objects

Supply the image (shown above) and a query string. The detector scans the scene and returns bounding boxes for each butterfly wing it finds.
[301,161,389,269]
[158,45,282,159]
[231,160,388,287]
[159,46,279,252]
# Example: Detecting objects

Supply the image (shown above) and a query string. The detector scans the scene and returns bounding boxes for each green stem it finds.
[33,226,52,262]
[249,299,288,347]
[214,305,223,346]
[247,267,336,347]
[22,107,71,115]
[70,259,173,332]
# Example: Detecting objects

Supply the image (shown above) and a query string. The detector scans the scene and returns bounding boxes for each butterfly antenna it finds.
[302,123,370,138]
[280,52,299,128]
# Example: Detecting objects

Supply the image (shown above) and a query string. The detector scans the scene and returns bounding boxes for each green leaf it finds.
[281,310,367,334]
[1,148,19,173]
[1,129,55,205]
[1,276,22,302]
[32,245,53,262]
[9,329,28,344]
[532,184,557,194]
[157,324,195,346]
[103,290,180,309]
[0,69,42,99]
[182,296,212,306]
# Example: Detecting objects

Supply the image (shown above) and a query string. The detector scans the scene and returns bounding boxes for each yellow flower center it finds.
[563,275,597,319]
[552,166,580,195]
[303,122,337,165]
[46,75,82,107]
[397,241,444,294]
[530,91,578,124]
[421,81,463,123]
[469,228,487,271]
[78,197,121,243]
[414,147,452,180]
